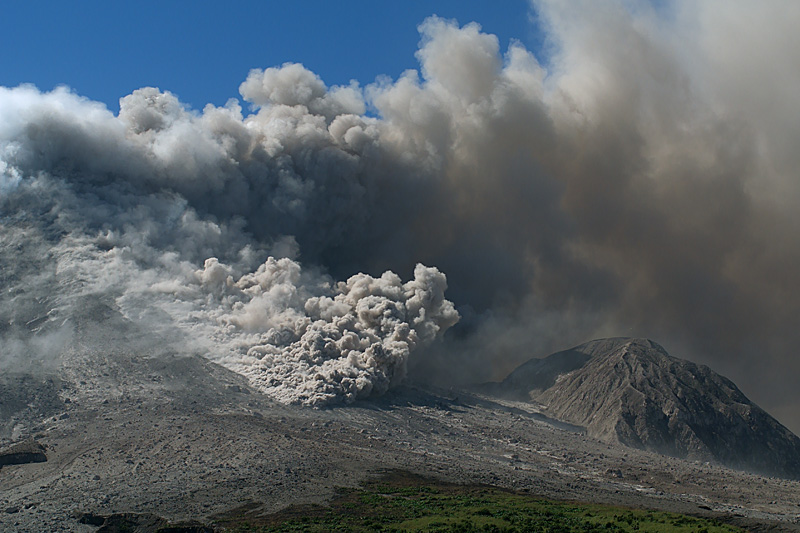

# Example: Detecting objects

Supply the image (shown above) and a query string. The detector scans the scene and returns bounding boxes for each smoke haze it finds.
[2,1,799,430]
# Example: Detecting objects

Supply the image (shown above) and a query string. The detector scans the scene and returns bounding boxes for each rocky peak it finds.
[499,337,800,479]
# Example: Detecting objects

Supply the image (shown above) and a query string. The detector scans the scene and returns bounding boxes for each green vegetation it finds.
[214,471,742,532]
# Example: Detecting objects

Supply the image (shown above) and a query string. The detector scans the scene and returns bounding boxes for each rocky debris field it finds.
[2,349,800,532]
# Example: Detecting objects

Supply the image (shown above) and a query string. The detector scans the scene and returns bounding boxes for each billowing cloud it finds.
[1,2,800,429]
[179,258,458,405]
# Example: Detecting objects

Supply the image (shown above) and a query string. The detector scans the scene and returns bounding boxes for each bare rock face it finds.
[500,337,800,479]
[0,439,47,467]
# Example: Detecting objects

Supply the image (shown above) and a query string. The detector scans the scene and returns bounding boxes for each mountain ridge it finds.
[498,337,800,479]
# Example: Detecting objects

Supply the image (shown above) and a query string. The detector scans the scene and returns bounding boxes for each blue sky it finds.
[2,1,541,113]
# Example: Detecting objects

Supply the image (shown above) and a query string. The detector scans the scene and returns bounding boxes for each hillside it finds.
[499,338,800,479]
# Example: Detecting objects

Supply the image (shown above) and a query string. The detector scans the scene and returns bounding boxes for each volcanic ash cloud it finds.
[2,4,800,426]
[159,257,459,406]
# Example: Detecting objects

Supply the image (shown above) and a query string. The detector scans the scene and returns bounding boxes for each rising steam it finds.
[1,2,800,428]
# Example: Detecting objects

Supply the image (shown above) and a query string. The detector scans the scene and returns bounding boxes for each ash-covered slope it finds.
[500,337,800,479]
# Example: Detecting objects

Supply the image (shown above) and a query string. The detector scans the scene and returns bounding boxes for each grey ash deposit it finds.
[497,337,800,480]
[2,339,800,532]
